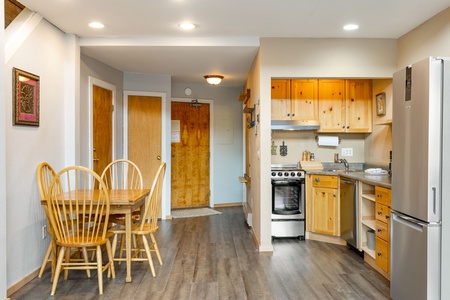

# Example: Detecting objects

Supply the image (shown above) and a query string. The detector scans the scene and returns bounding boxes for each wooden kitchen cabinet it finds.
[317,79,372,133]
[271,79,319,121]
[311,175,339,236]
[271,79,291,120]
[375,186,391,274]
[317,79,346,132]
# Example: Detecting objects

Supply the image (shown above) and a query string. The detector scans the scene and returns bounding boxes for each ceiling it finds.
[17,0,450,87]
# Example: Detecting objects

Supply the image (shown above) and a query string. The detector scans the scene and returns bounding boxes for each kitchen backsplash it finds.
[271,131,366,164]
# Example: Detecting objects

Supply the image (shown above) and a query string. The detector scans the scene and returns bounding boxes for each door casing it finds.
[171,98,214,209]
[88,77,116,171]
[124,91,169,218]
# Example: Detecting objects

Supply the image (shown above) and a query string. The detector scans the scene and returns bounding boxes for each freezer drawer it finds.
[390,211,441,300]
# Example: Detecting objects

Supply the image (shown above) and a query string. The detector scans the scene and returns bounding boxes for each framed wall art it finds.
[13,67,40,126]
[376,92,386,116]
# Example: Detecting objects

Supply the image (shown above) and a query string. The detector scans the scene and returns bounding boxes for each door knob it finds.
[157,156,161,160]
[93,158,99,162]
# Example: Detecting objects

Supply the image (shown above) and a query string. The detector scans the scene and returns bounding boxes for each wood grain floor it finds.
[10,207,390,299]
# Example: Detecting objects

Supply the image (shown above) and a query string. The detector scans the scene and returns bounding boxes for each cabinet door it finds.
[376,236,389,273]
[346,79,372,132]
[291,79,319,121]
[318,80,345,132]
[375,186,391,207]
[312,187,338,236]
[271,79,291,120]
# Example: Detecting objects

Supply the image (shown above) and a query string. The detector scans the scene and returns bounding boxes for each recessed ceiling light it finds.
[89,22,104,29]
[179,23,196,30]
[343,24,359,31]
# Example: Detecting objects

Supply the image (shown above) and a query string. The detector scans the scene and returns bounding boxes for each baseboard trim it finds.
[306,231,346,246]
[7,267,40,297]
[214,202,242,208]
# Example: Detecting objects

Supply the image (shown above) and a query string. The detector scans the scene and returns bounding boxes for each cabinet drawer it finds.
[376,220,389,242]
[376,237,389,273]
[312,175,338,188]
[376,203,390,223]
[375,186,391,207]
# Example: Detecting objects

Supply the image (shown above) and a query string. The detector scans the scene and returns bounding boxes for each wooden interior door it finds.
[93,85,113,176]
[127,95,162,190]
[171,101,210,209]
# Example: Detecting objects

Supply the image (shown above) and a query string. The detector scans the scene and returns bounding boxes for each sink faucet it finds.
[334,153,349,171]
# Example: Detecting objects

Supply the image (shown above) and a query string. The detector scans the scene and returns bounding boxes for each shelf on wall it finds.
[239,89,251,103]
[375,119,392,125]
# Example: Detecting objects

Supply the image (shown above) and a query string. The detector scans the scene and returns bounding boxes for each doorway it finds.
[89,77,115,175]
[171,100,211,209]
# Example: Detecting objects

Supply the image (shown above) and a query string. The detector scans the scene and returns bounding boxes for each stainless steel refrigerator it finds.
[391,57,450,300]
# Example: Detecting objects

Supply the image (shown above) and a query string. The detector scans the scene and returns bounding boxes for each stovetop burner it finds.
[271,164,305,179]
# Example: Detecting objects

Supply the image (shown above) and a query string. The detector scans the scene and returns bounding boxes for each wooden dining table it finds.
[41,188,150,283]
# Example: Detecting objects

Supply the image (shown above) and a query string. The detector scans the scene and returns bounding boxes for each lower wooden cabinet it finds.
[311,175,339,236]
[375,186,391,274]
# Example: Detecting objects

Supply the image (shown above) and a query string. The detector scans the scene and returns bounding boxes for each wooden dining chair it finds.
[111,162,166,277]
[46,165,115,295]
[101,159,143,263]
[37,162,57,278]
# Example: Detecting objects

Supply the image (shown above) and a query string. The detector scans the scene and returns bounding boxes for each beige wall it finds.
[398,7,450,68]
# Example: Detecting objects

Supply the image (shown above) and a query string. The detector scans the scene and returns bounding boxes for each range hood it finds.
[271,120,320,131]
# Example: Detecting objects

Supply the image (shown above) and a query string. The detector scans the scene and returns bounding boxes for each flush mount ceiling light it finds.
[204,75,224,85]
[179,23,196,30]
[89,22,105,29]
[343,24,359,31]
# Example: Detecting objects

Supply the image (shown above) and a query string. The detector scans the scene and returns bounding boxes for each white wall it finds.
[255,38,398,250]
[4,16,67,289]
[0,1,7,298]
[172,82,244,207]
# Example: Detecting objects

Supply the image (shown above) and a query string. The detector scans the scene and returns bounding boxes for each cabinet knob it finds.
[386,215,390,220]
[377,211,382,215]
[287,113,290,116]
[378,252,382,257]
[292,113,295,116]
[342,126,345,129]
[377,228,382,232]
[377,194,381,197]
[333,194,336,197]
[347,126,350,129]
[315,178,320,183]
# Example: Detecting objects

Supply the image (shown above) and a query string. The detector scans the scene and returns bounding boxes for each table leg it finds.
[125,211,132,283]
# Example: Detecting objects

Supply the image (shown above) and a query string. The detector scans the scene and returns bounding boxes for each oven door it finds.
[272,179,304,218]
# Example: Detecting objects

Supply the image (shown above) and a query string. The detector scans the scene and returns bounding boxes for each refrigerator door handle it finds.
[393,213,424,231]
[432,186,436,214]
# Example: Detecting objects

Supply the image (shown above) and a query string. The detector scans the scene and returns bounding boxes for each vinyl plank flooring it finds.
[10,207,390,300]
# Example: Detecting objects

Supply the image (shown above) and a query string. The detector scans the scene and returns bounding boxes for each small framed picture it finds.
[13,68,40,126]
[376,92,386,116]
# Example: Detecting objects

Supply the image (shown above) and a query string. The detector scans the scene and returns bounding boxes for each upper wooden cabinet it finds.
[317,79,346,132]
[318,79,372,133]
[272,78,372,133]
[271,79,319,121]
[345,79,373,133]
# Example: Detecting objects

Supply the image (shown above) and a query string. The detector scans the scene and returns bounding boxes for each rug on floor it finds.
[171,207,222,219]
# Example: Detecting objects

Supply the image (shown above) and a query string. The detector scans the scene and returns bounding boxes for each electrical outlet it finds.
[42,225,47,239]
[342,148,353,157]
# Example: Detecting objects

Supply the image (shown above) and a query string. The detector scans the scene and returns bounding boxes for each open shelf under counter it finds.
[361,193,375,202]
[361,216,376,230]
[362,244,375,258]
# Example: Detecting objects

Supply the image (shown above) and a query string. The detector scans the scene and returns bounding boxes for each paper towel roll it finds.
[317,135,339,146]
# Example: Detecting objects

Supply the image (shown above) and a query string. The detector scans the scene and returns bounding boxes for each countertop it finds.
[306,170,391,188]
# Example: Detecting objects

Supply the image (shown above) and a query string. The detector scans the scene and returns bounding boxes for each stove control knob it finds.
[290,172,296,176]
[297,172,302,177]
[277,172,283,176]
[284,172,289,176]
[271,172,276,177]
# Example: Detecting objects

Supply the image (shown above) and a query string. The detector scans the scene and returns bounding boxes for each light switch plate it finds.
[342,148,353,156]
